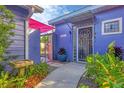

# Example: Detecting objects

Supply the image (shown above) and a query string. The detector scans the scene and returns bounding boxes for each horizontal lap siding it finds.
[6,15,25,60]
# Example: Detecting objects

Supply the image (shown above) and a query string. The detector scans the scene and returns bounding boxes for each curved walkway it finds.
[35,62,86,88]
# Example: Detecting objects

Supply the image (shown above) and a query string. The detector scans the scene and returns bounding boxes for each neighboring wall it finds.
[52,22,73,62]
[94,6,124,54]
[29,30,41,64]
[6,6,29,60]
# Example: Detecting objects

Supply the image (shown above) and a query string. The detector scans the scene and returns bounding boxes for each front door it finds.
[78,27,92,61]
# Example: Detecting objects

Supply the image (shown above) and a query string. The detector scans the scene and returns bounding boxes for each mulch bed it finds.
[77,76,98,88]
[24,74,45,88]
[24,66,57,88]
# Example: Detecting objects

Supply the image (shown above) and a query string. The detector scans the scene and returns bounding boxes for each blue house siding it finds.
[6,6,28,60]
[51,6,124,62]
[94,6,124,54]
[29,31,41,64]
[53,23,73,62]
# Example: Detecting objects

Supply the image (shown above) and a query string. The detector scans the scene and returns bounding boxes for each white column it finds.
[76,28,79,62]
[25,20,29,59]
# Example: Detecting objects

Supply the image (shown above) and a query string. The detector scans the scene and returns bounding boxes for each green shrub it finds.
[107,41,123,60]
[0,64,4,73]
[0,62,49,88]
[86,53,124,88]
[79,84,89,88]
[0,71,10,88]
[85,42,124,88]
[0,5,16,62]
[10,76,26,88]
[0,71,26,88]
[26,62,48,77]
[107,41,115,55]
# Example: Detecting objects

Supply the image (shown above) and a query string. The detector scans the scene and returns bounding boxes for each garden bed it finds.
[24,74,45,88]
[0,62,50,88]
[24,65,58,88]
[77,75,98,88]
[78,42,124,88]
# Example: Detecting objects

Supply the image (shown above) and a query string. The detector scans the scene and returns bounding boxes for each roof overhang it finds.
[48,5,104,25]
[19,5,44,19]
[92,5,120,14]
[70,11,93,23]
[48,5,121,25]
[26,5,44,13]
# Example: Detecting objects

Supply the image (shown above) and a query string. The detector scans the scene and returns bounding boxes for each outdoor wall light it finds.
[69,30,72,35]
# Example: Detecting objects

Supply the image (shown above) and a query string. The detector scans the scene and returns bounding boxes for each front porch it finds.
[51,11,94,63]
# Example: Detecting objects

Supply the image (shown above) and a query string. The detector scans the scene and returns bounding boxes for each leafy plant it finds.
[58,48,66,55]
[0,5,16,62]
[11,76,26,88]
[114,46,123,60]
[40,36,49,43]
[0,71,26,88]
[0,71,10,88]
[107,41,115,55]
[84,41,124,88]
[26,62,48,77]
[40,36,49,62]
[79,84,89,88]
[0,64,4,73]
[107,41,123,60]
[0,62,49,88]
[85,53,124,88]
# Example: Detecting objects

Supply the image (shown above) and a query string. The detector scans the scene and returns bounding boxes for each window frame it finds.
[102,17,122,35]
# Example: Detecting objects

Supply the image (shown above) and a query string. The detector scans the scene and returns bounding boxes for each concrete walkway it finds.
[35,62,86,88]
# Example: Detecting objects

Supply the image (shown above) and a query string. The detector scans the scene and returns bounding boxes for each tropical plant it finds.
[0,64,4,73]
[0,71,26,88]
[85,53,124,88]
[0,62,49,88]
[11,76,26,88]
[0,5,16,62]
[114,46,123,60]
[107,41,115,55]
[85,42,124,88]
[79,84,89,88]
[0,71,10,88]
[107,41,123,60]
[26,62,48,77]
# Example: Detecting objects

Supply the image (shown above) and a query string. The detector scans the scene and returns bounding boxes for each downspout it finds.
[25,21,30,59]
[25,7,33,59]
[51,27,55,61]
[52,24,56,60]
[92,14,96,62]
[23,5,44,59]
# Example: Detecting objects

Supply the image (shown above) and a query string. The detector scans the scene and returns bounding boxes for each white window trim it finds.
[102,17,122,35]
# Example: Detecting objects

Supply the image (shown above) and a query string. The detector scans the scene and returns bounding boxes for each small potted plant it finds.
[57,48,67,62]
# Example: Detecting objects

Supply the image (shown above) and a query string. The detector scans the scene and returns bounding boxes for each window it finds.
[102,17,122,35]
